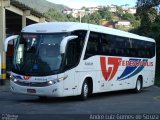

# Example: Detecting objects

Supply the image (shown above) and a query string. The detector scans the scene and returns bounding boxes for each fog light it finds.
[13,78,18,82]
[48,80,55,85]
[48,81,53,84]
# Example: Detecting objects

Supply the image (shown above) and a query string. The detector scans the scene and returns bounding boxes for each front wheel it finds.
[134,77,142,93]
[80,81,89,100]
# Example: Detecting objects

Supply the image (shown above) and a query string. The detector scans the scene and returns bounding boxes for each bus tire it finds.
[80,80,89,100]
[134,77,142,93]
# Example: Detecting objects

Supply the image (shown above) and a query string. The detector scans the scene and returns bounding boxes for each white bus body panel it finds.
[22,22,154,43]
[10,73,63,97]
[10,22,156,97]
[76,55,155,94]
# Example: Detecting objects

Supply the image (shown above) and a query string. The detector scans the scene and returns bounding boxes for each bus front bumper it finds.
[10,80,63,97]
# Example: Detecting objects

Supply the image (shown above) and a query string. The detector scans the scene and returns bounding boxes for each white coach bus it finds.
[5,22,156,100]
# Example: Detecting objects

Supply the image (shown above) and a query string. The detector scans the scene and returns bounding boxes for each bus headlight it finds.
[48,80,54,85]
[48,75,68,85]
[11,78,18,82]
[13,79,18,82]
[57,75,68,82]
[48,80,57,85]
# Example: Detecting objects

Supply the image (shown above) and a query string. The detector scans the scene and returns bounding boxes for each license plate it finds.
[27,89,36,93]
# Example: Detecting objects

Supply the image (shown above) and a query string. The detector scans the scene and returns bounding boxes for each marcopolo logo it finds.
[23,76,31,80]
[13,75,31,80]
[100,57,154,81]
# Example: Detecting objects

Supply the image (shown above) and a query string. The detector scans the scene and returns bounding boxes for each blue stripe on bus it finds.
[118,59,147,80]
[13,75,23,80]
[118,59,140,80]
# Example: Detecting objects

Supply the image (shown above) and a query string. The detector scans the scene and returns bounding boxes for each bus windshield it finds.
[12,33,68,76]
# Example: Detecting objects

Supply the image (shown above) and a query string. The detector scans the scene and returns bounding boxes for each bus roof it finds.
[22,22,155,42]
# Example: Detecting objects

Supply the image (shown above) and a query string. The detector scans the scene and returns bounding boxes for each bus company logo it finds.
[100,57,154,81]
[117,59,152,80]
[23,76,30,80]
[100,57,122,81]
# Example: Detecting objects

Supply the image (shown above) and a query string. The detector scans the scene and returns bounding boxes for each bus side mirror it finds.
[4,35,19,52]
[60,35,78,54]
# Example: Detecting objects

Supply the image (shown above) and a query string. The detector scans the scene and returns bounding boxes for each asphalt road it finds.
[0,85,160,120]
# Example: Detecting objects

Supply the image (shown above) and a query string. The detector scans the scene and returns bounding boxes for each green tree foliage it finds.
[89,12,102,24]
[149,16,160,40]
[45,9,77,22]
[121,12,140,28]
[115,6,124,19]
[66,14,77,22]
[137,0,160,8]
[16,0,69,13]
[136,0,159,35]
[45,9,66,21]
[81,15,90,23]
[98,7,112,20]
[122,13,135,22]
[81,7,112,25]
[135,0,160,37]
[137,8,157,35]
[115,6,141,29]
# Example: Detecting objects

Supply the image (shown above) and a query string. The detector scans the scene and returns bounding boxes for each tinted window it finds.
[130,39,155,58]
[100,34,155,58]
[101,34,109,55]
[101,34,130,57]
[84,32,155,59]
[84,32,100,59]
[64,30,87,70]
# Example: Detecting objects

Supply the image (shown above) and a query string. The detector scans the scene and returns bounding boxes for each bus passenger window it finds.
[101,34,109,55]
[84,32,100,59]
[64,30,87,70]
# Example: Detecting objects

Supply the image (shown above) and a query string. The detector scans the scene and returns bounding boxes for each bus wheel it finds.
[80,80,89,100]
[134,77,142,93]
